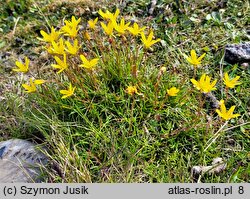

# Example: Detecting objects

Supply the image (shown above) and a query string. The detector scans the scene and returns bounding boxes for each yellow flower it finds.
[190,74,217,93]
[111,9,120,21]
[185,49,206,66]
[13,57,29,73]
[61,16,81,38]
[88,17,98,29]
[141,31,161,49]
[60,83,76,99]
[39,27,61,43]
[65,39,79,55]
[127,22,146,36]
[126,86,138,96]
[167,87,180,96]
[113,18,130,35]
[61,24,79,38]
[223,72,241,89]
[51,54,68,73]
[64,16,81,28]
[98,9,120,21]
[101,21,114,36]
[22,78,45,93]
[49,38,65,55]
[98,9,110,20]
[216,100,240,120]
[79,55,98,70]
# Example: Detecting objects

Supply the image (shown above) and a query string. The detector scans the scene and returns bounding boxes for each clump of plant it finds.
[12,8,244,182]
[13,8,169,132]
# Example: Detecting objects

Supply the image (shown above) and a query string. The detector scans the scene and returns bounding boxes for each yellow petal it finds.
[200,74,206,83]
[51,64,61,69]
[197,53,206,62]
[234,76,240,81]
[141,31,147,41]
[60,90,70,95]
[61,95,69,99]
[190,50,197,60]
[224,72,229,81]
[80,55,88,63]
[220,102,226,114]
[186,57,195,65]
[220,100,225,104]
[216,109,223,117]
[211,79,217,88]
[114,9,120,18]
[148,31,153,41]
[25,57,30,66]
[34,79,46,85]
[191,79,201,90]
[227,105,236,115]
[22,84,31,90]
[90,58,99,65]
[232,113,240,118]
[15,61,23,68]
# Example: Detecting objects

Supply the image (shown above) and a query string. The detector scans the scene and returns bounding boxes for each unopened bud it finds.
[83,31,91,41]
[160,67,166,73]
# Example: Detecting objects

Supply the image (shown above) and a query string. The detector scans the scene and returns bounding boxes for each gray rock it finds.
[224,42,250,64]
[0,139,48,182]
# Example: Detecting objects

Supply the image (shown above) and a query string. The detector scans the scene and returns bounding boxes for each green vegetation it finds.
[0,0,249,182]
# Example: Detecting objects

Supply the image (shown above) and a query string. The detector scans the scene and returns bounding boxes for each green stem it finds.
[129,96,135,133]
[204,121,228,151]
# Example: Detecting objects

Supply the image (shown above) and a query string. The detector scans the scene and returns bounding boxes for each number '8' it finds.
[238,186,244,194]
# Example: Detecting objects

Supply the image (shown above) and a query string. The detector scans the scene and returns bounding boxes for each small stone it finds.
[0,139,48,182]
[241,62,249,69]
[210,157,226,174]
[203,92,220,110]
[192,165,212,175]
[224,42,250,64]
[212,157,223,164]
[191,166,202,175]
[191,157,226,177]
